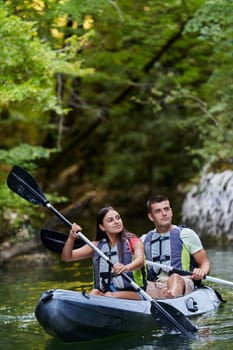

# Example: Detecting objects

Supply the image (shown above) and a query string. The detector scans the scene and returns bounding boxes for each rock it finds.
[7,252,56,268]
[182,169,233,245]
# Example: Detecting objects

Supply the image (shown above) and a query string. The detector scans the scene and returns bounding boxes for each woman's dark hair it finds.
[95,206,136,241]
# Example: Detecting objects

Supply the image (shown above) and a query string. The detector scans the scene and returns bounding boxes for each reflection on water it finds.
[0,248,233,349]
[44,332,193,350]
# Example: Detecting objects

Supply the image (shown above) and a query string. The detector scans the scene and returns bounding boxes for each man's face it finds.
[148,200,173,230]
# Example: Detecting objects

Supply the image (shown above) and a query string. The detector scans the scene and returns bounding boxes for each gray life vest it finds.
[93,238,146,292]
[143,227,198,281]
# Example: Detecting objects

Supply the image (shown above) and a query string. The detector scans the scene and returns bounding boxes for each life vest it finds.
[93,238,146,292]
[143,227,198,281]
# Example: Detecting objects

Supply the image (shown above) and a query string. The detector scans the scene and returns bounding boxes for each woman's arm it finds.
[61,223,94,262]
[112,238,145,274]
[126,238,145,271]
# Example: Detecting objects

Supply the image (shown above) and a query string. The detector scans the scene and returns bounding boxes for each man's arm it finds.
[192,249,210,280]
[181,227,210,280]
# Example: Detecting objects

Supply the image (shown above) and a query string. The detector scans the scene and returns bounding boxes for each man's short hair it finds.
[146,194,169,212]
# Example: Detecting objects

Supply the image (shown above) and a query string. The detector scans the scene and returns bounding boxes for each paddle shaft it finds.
[146,260,233,287]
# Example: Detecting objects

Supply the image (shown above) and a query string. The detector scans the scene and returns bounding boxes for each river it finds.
[0,248,233,350]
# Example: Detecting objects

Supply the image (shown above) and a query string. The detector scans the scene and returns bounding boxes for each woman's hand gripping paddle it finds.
[7,165,198,335]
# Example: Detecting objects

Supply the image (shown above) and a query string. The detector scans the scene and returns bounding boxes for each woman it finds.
[61,206,146,300]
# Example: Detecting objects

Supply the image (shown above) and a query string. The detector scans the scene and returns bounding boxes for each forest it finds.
[0,0,233,254]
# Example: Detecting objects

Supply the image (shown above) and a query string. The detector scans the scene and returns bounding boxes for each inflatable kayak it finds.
[35,286,222,342]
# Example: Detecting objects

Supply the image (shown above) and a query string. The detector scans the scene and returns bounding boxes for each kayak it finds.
[35,286,222,342]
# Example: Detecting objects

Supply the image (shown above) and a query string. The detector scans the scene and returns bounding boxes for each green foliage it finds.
[75,0,233,196]
[0,5,93,111]
[0,144,57,168]
[183,0,233,168]
[0,7,56,109]
[1,0,233,236]
[0,0,109,235]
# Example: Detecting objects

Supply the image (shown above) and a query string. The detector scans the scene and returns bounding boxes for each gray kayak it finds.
[35,286,222,342]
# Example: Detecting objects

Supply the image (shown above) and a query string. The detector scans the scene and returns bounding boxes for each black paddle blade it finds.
[40,228,85,253]
[7,166,48,206]
[151,300,198,335]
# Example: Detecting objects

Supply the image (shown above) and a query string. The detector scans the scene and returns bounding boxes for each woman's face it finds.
[99,209,123,235]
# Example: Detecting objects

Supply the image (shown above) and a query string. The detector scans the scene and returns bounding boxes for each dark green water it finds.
[1,248,233,350]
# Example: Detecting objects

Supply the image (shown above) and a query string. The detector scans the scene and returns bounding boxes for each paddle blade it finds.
[40,228,85,253]
[7,166,48,206]
[151,300,198,335]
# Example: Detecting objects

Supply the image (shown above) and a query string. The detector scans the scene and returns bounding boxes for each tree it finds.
[1,0,233,240]
[0,0,105,236]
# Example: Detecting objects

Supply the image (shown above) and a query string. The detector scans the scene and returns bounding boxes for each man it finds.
[142,194,210,298]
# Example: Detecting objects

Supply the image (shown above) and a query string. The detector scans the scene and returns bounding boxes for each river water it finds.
[1,248,233,350]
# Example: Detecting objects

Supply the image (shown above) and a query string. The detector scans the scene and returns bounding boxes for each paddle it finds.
[40,228,85,253]
[146,260,233,288]
[7,165,197,335]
